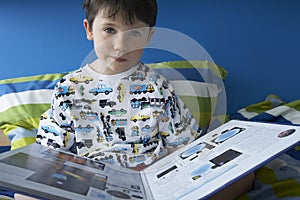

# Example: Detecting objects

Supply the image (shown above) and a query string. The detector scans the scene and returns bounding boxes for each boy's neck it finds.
[88,59,140,75]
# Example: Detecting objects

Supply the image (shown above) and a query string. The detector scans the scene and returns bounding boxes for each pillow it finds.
[0,60,227,150]
[0,73,67,149]
[148,60,227,129]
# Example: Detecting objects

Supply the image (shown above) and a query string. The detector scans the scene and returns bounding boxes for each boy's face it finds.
[84,10,154,74]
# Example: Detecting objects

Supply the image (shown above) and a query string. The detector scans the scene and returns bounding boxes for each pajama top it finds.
[37,63,201,168]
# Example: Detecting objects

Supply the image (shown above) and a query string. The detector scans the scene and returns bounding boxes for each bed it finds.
[0,60,299,200]
[229,95,300,199]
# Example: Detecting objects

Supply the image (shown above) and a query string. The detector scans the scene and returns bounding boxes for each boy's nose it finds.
[113,32,129,55]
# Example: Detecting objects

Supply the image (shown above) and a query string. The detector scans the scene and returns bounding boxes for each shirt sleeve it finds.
[36,78,76,153]
[158,78,202,150]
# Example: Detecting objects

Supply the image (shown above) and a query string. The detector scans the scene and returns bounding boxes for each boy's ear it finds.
[83,19,93,40]
[146,28,155,45]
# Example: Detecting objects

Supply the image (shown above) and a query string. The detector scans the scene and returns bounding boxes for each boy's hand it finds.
[208,172,255,200]
[14,193,40,200]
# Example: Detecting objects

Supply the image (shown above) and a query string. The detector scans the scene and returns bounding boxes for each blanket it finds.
[231,95,300,200]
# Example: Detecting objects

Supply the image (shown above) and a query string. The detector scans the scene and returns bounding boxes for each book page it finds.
[0,144,146,200]
[142,120,300,200]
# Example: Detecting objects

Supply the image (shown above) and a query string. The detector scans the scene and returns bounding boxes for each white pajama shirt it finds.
[37,63,201,168]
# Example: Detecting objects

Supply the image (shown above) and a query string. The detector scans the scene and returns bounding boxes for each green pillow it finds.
[0,73,67,149]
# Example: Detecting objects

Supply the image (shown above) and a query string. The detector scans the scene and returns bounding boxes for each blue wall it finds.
[0,0,300,114]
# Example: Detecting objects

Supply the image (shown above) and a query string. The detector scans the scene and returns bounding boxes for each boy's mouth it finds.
[115,57,128,62]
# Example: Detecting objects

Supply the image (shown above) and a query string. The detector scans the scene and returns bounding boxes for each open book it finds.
[0,120,299,200]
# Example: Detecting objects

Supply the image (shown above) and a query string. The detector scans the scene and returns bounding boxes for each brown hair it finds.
[83,0,158,29]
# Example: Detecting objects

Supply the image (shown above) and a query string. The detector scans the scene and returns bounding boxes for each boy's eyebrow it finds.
[101,21,148,30]
[101,22,117,27]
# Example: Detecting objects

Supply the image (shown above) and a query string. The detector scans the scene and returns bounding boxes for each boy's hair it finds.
[83,0,158,29]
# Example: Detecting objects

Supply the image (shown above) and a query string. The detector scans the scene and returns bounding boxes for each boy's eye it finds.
[130,30,142,37]
[104,27,116,34]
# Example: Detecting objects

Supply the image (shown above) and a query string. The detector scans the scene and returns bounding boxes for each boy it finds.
[35,0,255,199]
[36,0,201,169]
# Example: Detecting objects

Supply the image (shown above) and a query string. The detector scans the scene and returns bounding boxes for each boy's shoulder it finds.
[143,63,169,80]
[139,63,166,78]
[54,66,91,88]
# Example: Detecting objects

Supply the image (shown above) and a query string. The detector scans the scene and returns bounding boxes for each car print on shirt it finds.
[63,131,72,147]
[89,84,113,95]
[129,155,146,166]
[73,98,97,104]
[47,139,61,149]
[78,85,85,96]
[96,126,104,142]
[122,69,147,81]
[74,125,94,134]
[40,113,48,120]
[55,85,75,98]
[69,76,93,84]
[117,83,126,103]
[41,125,59,136]
[168,137,190,148]
[130,114,150,122]
[99,99,116,108]
[79,111,99,121]
[99,155,115,165]
[96,126,113,142]
[115,127,126,141]
[108,108,127,117]
[59,100,72,111]
[130,71,146,81]
[83,139,93,148]
[111,146,128,152]
[149,72,161,85]
[110,119,128,126]
[141,124,157,133]
[131,126,140,136]
[129,84,154,94]
[152,110,163,118]
[130,97,147,109]
[60,121,74,132]
[100,113,114,141]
